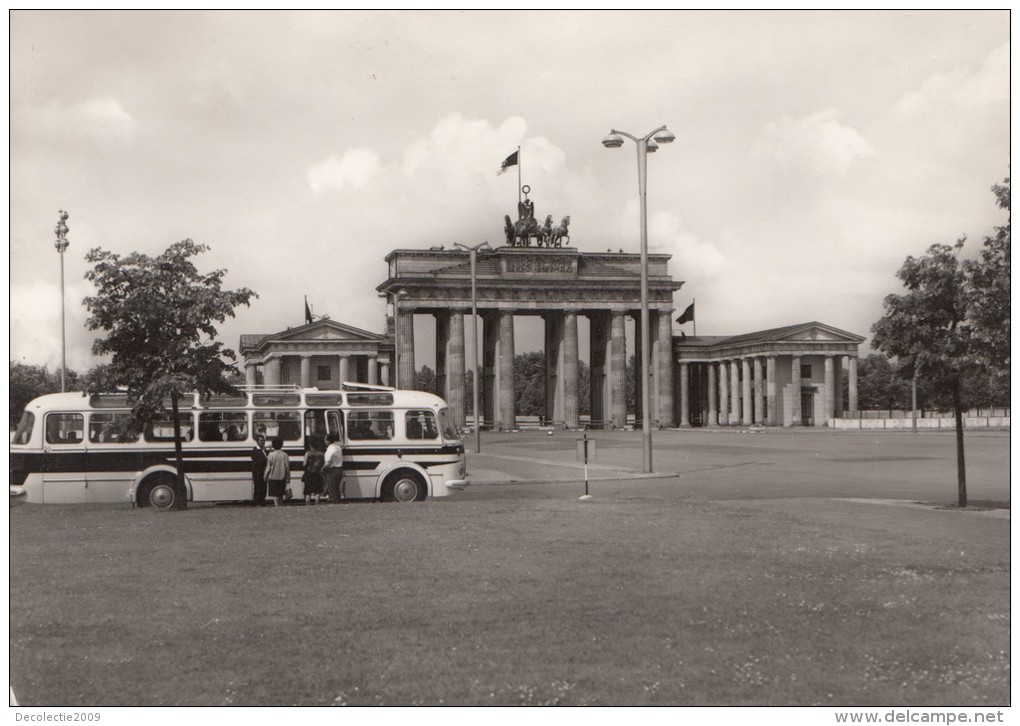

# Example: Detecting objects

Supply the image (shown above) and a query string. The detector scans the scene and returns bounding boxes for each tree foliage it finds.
[870,177,1010,507]
[83,240,256,507]
[83,239,257,414]
[963,177,1010,372]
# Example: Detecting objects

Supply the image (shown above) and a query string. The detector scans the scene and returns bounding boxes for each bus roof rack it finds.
[236,384,303,393]
[340,381,396,392]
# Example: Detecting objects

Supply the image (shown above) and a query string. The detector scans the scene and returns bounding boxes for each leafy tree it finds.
[9,363,78,426]
[83,239,256,509]
[854,354,912,410]
[415,365,437,394]
[871,241,973,507]
[514,351,546,417]
[964,177,1010,373]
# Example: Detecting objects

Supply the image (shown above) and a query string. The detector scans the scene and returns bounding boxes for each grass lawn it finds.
[9,489,1010,707]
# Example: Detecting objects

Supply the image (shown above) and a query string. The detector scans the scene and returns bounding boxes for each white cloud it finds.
[18,96,134,143]
[307,148,382,194]
[753,108,874,181]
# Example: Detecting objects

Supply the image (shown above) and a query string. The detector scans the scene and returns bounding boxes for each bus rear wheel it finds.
[139,475,179,511]
[383,471,427,503]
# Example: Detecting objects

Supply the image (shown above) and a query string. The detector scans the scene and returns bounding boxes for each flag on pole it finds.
[497,150,519,175]
[676,302,695,325]
[305,297,313,325]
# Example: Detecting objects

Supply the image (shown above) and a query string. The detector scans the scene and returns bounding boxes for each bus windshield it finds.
[437,408,459,441]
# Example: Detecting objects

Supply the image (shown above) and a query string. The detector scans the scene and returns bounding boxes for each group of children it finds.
[258,431,345,506]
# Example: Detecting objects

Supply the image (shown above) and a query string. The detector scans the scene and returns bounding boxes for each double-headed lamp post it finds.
[602,126,676,473]
[54,210,71,393]
[454,241,491,454]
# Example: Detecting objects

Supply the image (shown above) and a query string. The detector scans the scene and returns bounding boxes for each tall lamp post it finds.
[53,210,70,393]
[454,241,491,453]
[602,126,676,473]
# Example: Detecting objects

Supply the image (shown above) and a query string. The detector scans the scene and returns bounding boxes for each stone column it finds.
[634,318,643,425]
[730,359,741,425]
[719,360,729,426]
[397,311,415,390]
[482,314,497,430]
[766,356,777,425]
[339,355,350,386]
[380,363,390,388]
[658,311,675,427]
[447,310,466,429]
[753,357,764,425]
[834,357,844,417]
[245,362,257,387]
[367,357,378,386]
[824,355,835,425]
[300,355,312,388]
[264,356,282,386]
[790,356,801,426]
[679,363,690,427]
[544,313,562,425]
[435,312,450,400]
[610,312,627,429]
[707,362,718,426]
[498,311,516,430]
[848,356,859,417]
[589,313,609,428]
[563,311,579,429]
[741,358,752,425]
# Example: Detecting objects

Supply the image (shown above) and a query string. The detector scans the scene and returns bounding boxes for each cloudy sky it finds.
[9,10,1010,374]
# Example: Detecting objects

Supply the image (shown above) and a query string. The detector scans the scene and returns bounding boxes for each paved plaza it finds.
[463,426,1011,508]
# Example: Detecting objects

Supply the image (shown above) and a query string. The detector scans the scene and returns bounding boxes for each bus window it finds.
[347,411,394,441]
[253,410,302,442]
[46,413,84,444]
[405,410,439,440]
[198,411,248,442]
[145,414,194,443]
[326,410,344,439]
[12,411,34,445]
[89,413,140,444]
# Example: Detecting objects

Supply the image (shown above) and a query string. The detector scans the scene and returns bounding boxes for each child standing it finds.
[264,437,291,507]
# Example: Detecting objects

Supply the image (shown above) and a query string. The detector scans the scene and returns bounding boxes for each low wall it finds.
[831,417,1010,430]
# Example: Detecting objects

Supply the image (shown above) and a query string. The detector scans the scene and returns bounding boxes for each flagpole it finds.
[517,145,522,206]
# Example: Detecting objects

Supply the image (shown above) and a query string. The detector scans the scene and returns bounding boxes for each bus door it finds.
[42,412,88,503]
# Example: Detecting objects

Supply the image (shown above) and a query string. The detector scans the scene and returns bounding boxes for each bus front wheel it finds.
[383,471,427,503]
[139,475,179,511]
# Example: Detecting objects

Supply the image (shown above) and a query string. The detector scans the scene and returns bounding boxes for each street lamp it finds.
[454,240,492,453]
[602,126,675,473]
[53,210,70,393]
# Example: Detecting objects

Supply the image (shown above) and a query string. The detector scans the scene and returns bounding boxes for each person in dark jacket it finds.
[251,432,269,506]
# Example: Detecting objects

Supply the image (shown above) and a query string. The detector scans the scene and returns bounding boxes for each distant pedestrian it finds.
[302,436,325,505]
[251,433,269,506]
[323,430,345,503]
[264,437,291,507]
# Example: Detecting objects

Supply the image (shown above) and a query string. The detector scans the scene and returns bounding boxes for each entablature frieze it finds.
[676,342,860,363]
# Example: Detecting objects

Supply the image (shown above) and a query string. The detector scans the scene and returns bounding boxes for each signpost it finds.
[577,432,596,501]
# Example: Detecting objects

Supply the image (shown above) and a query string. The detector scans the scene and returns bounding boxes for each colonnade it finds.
[676,353,858,427]
[397,307,676,431]
[247,353,390,389]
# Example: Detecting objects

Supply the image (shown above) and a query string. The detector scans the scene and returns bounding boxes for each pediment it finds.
[772,323,865,344]
[270,319,385,344]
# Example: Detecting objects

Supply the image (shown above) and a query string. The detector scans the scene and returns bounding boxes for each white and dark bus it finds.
[9,384,468,509]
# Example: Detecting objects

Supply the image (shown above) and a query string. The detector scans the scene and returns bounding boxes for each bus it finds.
[9,383,468,509]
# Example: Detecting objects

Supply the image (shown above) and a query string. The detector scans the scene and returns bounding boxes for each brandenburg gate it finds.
[377,246,683,430]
